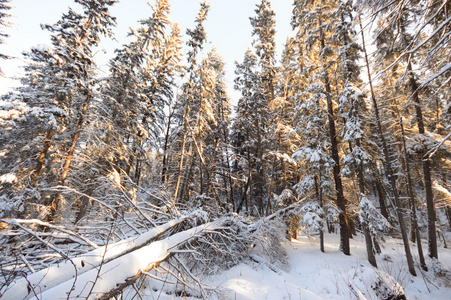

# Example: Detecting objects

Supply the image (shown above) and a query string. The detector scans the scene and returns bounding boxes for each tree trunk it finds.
[180,145,195,201]
[204,140,220,197]
[32,129,55,187]
[360,18,416,276]
[236,176,250,214]
[161,107,173,184]
[60,93,92,185]
[47,93,92,222]
[174,132,189,200]
[407,60,438,259]
[255,118,265,216]
[248,150,254,216]
[400,116,427,270]
[356,138,377,268]
[315,175,325,253]
[319,23,350,255]
[373,170,390,219]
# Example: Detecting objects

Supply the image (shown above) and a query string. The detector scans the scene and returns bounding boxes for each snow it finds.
[1,221,222,300]
[0,173,17,184]
[3,220,451,299]
[202,233,451,300]
[1,217,189,299]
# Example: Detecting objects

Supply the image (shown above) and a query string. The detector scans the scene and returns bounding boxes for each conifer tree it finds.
[197,48,232,200]
[358,10,417,275]
[276,38,304,192]
[366,0,441,261]
[232,49,261,215]
[333,0,380,266]
[0,0,118,220]
[172,1,210,201]
[102,0,183,185]
[0,0,11,76]
[248,0,278,215]
[291,0,350,255]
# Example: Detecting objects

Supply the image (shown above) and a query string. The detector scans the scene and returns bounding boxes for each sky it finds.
[0,0,294,103]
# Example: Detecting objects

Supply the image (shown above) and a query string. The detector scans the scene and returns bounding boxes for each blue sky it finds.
[0,0,294,102]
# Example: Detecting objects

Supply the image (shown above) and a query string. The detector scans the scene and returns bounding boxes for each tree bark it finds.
[360,17,416,275]
[407,60,438,259]
[32,129,55,187]
[161,107,173,184]
[47,93,92,222]
[315,175,325,253]
[319,23,350,255]
[355,137,377,268]
[400,116,427,270]
[174,132,189,200]
[373,170,390,219]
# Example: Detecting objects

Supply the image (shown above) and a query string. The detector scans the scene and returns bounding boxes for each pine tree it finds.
[333,0,379,266]
[291,0,350,255]
[292,79,335,252]
[366,0,441,261]
[249,0,278,215]
[232,49,260,214]
[358,9,417,275]
[171,1,210,201]
[102,0,183,185]
[0,0,118,220]
[196,48,232,201]
[0,0,11,76]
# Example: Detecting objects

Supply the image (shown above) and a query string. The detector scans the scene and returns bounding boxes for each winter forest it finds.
[0,0,450,299]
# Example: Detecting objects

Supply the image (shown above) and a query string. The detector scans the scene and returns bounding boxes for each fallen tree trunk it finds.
[28,221,223,299]
[1,216,188,299]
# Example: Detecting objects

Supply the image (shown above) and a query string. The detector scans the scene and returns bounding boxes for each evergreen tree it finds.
[249,0,278,215]
[357,5,418,275]
[0,0,11,76]
[291,0,350,255]
[334,0,380,267]
[0,0,117,220]
[366,0,441,261]
[102,0,183,185]
[232,49,261,215]
[171,1,210,201]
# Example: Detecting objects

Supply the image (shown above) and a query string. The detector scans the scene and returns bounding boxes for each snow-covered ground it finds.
[209,233,451,300]
[137,232,451,300]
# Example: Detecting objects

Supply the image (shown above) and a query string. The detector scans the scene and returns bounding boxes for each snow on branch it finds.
[0,216,189,299]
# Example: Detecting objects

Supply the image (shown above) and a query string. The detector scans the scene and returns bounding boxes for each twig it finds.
[13,219,99,249]
[0,219,78,300]
[142,271,176,285]
[48,186,142,235]
[86,220,116,298]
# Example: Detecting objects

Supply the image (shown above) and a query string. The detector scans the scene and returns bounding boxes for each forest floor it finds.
[138,232,451,300]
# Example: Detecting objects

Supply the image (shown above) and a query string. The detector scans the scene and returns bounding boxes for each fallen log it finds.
[1,216,188,299]
[28,221,223,299]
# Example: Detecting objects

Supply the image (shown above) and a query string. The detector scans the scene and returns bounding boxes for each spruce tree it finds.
[232,49,260,214]
[358,9,417,275]
[0,0,118,221]
[102,0,183,185]
[0,0,11,76]
[249,0,278,215]
[172,1,210,201]
[291,0,350,255]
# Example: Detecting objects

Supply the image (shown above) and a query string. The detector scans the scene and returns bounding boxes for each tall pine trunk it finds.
[32,129,55,187]
[407,60,438,259]
[47,93,92,222]
[400,116,427,271]
[319,23,350,255]
[315,175,325,253]
[161,107,173,184]
[360,18,416,276]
